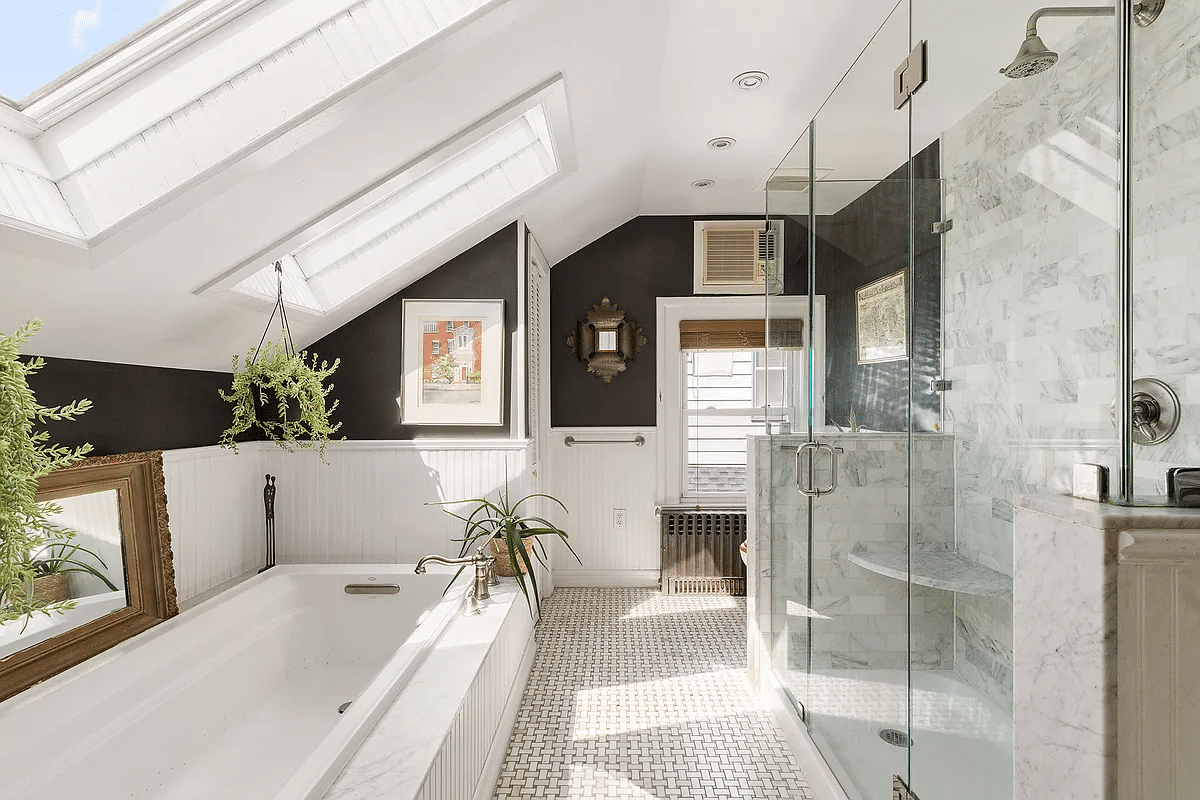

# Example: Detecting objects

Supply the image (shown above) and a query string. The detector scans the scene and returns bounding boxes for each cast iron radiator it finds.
[659,508,747,595]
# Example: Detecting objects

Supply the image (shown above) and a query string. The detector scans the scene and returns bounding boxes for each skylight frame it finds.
[1,0,266,120]
[202,75,574,316]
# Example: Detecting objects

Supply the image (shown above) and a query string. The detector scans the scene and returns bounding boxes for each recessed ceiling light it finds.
[692,179,716,188]
[733,71,769,90]
[707,137,736,151]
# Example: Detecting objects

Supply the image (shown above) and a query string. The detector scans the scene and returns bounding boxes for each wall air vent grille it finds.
[694,220,777,295]
[703,228,761,285]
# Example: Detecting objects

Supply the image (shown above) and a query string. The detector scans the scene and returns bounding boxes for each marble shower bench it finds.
[848,544,1012,600]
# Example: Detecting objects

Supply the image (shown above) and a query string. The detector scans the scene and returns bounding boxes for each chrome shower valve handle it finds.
[1111,377,1181,446]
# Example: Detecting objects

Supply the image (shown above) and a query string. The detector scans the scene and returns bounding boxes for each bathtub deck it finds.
[492,589,814,799]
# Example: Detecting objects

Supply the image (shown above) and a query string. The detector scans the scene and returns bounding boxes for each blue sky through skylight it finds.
[0,1,183,103]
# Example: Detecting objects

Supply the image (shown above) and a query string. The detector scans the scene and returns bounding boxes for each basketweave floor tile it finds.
[491,589,815,800]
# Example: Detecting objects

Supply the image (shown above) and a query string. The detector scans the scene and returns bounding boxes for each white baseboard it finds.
[757,664,849,800]
[472,636,536,800]
[553,570,659,588]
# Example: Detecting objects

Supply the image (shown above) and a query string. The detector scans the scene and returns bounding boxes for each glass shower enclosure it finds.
[751,0,1192,796]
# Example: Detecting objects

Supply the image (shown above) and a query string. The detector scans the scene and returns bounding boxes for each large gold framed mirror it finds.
[0,450,177,701]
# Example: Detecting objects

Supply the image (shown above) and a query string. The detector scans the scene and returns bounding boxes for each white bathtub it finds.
[0,565,468,800]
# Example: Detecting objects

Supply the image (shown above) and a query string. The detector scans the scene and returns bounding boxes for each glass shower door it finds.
[767,2,920,797]
[763,124,812,732]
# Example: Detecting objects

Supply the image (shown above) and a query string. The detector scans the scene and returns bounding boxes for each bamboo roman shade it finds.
[679,318,804,350]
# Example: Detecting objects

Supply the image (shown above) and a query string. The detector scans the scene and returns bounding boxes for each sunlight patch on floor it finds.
[620,594,739,619]
[565,766,664,799]
[570,668,745,740]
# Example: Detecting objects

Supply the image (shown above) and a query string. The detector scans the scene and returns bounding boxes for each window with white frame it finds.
[657,296,822,506]
[423,321,439,334]
[431,340,440,355]
[683,349,791,495]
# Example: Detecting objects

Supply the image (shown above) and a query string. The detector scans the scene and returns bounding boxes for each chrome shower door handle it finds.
[796,441,820,496]
[796,442,843,496]
[815,443,844,495]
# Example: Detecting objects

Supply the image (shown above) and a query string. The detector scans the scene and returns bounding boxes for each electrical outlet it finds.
[613,508,626,530]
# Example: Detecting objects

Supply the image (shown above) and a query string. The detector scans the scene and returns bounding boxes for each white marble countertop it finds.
[849,545,1013,600]
[1015,494,1200,531]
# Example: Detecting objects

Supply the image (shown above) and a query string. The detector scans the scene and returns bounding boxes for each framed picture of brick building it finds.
[401,299,505,425]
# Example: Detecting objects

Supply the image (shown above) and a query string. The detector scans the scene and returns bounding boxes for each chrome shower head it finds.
[1000,34,1059,79]
[1001,3,1166,80]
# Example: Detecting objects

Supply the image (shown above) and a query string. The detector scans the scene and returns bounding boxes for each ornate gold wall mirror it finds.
[565,297,647,383]
[0,451,177,701]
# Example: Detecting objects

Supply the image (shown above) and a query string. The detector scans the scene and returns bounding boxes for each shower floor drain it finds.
[879,728,912,748]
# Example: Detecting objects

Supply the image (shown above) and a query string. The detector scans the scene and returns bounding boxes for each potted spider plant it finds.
[433,481,579,618]
[9,538,120,608]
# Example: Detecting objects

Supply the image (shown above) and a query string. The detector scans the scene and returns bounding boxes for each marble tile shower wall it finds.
[942,16,1120,581]
[940,20,1118,710]
[940,5,1200,712]
[766,433,955,672]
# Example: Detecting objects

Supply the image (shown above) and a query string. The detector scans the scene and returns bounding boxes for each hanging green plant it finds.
[0,319,94,624]
[218,262,343,463]
[218,335,342,462]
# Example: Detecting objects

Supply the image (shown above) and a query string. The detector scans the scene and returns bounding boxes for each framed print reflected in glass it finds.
[855,270,907,364]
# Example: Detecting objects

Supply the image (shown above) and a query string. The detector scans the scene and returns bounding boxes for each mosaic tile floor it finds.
[492,589,815,799]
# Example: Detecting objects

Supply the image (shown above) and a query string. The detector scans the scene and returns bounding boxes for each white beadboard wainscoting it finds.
[162,440,533,606]
[548,427,659,587]
[162,445,268,605]
[261,440,532,565]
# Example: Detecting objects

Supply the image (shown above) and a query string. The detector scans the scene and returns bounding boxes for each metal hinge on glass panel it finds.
[893,775,922,800]
[931,219,954,235]
[894,41,928,110]
[930,379,953,392]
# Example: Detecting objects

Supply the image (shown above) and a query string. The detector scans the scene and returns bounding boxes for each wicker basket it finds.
[26,574,70,607]
[490,536,538,577]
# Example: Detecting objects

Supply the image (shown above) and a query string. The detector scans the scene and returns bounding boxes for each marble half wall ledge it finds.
[1014,494,1200,530]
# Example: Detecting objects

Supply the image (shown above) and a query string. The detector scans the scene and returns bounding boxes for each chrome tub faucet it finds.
[415,545,497,614]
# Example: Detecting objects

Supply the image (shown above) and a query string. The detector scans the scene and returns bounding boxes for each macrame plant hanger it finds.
[251,260,297,364]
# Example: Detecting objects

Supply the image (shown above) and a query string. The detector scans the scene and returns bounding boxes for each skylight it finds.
[231,94,564,313]
[0,1,182,105]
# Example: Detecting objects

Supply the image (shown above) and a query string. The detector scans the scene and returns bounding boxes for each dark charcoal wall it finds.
[787,140,942,432]
[309,223,518,439]
[549,215,780,428]
[26,357,230,455]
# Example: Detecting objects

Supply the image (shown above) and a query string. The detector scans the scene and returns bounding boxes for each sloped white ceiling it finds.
[0,0,902,371]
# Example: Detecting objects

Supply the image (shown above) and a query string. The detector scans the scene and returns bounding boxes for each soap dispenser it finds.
[1166,468,1200,508]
